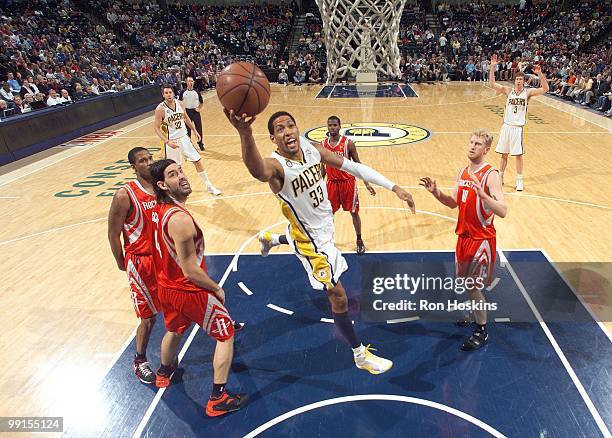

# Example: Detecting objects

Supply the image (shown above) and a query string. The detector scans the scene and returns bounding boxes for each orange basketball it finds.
[216,62,271,117]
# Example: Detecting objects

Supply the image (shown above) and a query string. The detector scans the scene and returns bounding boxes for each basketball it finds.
[216,62,271,117]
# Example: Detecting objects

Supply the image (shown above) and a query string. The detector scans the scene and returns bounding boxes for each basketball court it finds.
[1,83,611,437]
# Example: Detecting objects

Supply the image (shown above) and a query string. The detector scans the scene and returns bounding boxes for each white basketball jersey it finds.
[271,137,334,246]
[504,88,528,126]
[161,99,188,140]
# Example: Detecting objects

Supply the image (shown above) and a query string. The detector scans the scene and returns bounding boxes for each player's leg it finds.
[495,125,511,184]
[513,127,525,191]
[351,212,365,254]
[258,231,289,256]
[344,179,365,255]
[155,287,188,387]
[126,253,159,383]
[181,135,221,195]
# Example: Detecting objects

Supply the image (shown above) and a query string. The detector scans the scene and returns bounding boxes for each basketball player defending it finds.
[420,130,507,351]
[489,54,548,191]
[323,115,376,255]
[107,147,159,384]
[154,84,222,196]
[150,159,247,417]
[226,109,416,374]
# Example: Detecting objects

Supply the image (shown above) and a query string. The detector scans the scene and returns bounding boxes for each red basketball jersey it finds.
[152,202,208,292]
[455,163,497,239]
[323,135,354,182]
[122,180,156,255]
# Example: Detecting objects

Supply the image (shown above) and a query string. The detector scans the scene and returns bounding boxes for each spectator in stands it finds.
[23,93,35,110]
[46,89,62,106]
[32,93,47,110]
[60,89,72,103]
[278,69,289,85]
[309,66,322,83]
[0,83,14,102]
[12,95,30,114]
[123,78,134,90]
[585,74,609,107]
[7,73,21,94]
[294,67,306,85]
[72,84,85,101]
[20,76,40,98]
[91,78,101,95]
[0,100,9,118]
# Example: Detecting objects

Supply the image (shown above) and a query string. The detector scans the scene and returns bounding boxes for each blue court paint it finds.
[76,251,611,437]
[316,84,417,99]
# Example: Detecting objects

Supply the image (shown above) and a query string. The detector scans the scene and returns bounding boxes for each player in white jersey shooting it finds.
[489,54,548,191]
[225,109,416,375]
[154,84,222,196]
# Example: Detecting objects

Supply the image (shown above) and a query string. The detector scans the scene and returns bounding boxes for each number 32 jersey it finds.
[159,98,188,140]
[271,137,335,246]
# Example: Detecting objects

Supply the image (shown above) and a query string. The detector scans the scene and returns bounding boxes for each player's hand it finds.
[392,185,416,214]
[491,53,498,67]
[467,172,485,197]
[168,140,179,149]
[365,182,376,196]
[195,131,202,142]
[419,177,438,195]
[224,108,256,135]
[213,287,226,304]
[533,64,542,75]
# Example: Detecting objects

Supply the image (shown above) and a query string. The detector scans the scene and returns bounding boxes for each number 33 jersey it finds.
[271,137,335,247]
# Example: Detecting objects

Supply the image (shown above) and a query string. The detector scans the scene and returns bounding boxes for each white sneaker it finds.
[258,232,274,257]
[516,179,524,191]
[207,183,222,196]
[354,345,393,375]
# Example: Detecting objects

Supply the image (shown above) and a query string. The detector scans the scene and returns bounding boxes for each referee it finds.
[179,76,205,150]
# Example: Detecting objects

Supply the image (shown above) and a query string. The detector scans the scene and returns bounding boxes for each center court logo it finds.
[304,122,431,147]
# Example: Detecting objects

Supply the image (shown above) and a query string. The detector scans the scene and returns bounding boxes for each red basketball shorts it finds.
[125,253,159,319]
[327,178,359,214]
[158,286,234,341]
[455,236,497,287]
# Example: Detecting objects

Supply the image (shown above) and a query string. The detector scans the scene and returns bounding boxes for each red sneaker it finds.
[205,391,249,417]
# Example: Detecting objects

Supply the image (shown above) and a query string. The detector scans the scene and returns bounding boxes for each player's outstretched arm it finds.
[489,54,510,95]
[419,177,458,208]
[317,143,415,213]
[347,140,376,196]
[169,212,226,303]
[474,170,507,218]
[527,64,549,98]
[224,109,283,185]
[107,188,130,271]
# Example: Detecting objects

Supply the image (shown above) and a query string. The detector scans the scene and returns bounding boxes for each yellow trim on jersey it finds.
[278,198,333,288]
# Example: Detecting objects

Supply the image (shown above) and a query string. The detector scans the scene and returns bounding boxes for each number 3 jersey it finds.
[271,137,335,247]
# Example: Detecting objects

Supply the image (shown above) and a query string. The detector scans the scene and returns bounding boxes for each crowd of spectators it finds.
[1,0,609,119]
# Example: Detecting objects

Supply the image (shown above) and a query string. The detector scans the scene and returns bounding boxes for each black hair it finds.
[267,111,296,134]
[127,147,149,165]
[150,159,176,204]
[327,115,341,124]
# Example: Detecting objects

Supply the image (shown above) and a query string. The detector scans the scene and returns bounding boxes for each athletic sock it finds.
[332,311,361,349]
[198,170,211,185]
[135,353,146,362]
[352,344,366,356]
[516,174,523,180]
[279,235,289,245]
[211,383,226,400]
[475,323,487,335]
[158,364,173,376]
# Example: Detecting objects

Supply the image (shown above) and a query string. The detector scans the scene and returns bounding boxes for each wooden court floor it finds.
[0,83,610,425]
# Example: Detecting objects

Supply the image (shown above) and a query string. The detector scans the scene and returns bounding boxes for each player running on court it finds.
[420,130,507,351]
[154,84,222,196]
[489,54,548,191]
[226,109,416,374]
[107,147,159,384]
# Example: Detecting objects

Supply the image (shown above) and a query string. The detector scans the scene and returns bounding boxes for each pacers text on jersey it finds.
[290,162,324,197]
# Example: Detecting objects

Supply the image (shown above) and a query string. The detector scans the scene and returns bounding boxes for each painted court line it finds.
[0,217,106,246]
[538,248,612,343]
[320,317,334,323]
[267,303,294,315]
[238,282,254,296]
[387,316,420,324]
[243,394,506,438]
[501,251,611,438]
[494,318,511,323]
